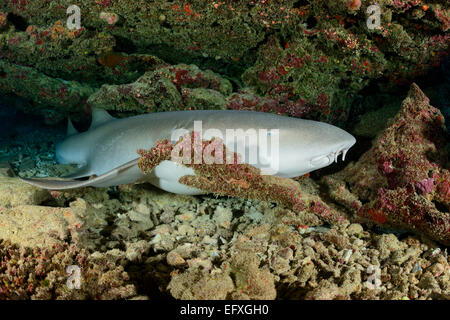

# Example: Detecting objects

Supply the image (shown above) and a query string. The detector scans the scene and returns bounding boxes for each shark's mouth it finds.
[310,147,351,168]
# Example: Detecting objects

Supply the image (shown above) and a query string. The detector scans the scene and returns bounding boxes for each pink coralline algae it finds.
[0,13,7,29]
[392,0,421,11]
[95,0,113,9]
[323,83,450,245]
[416,178,435,195]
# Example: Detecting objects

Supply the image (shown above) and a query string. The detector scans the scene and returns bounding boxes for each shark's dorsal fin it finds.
[67,118,79,136]
[90,107,115,130]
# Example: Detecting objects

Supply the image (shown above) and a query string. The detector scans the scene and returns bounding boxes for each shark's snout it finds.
[329,134,356,163]
[309,130,356,169]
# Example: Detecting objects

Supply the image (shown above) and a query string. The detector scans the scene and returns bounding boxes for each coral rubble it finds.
[0,240,136,299]
[1,155,450,299]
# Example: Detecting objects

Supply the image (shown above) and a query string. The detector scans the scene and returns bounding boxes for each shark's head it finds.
[275,119,356,178]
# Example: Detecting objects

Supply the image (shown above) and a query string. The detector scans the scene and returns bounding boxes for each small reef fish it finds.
[20,108,356,194]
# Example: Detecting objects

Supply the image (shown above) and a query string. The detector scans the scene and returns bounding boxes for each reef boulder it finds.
[324,83,449,245]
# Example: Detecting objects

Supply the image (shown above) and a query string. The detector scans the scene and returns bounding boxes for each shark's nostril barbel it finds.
[342,149,348,161]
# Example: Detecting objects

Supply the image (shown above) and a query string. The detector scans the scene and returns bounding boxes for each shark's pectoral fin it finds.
[19,176,102,190]
[61,165,93,179]
[20,158,140,190]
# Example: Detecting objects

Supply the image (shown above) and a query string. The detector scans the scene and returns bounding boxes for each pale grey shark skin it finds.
[20,108,356,194]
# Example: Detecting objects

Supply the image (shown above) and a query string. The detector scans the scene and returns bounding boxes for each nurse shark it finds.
[20,108,356,195]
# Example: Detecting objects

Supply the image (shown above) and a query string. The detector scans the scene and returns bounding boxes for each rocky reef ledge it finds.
[0,1,449,125]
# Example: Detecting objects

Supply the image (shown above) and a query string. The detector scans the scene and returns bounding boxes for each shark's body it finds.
[21,109,356,194]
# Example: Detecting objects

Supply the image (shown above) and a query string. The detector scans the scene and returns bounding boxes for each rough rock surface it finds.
[87,64,232,113]
[0,240,136,299]
[0,175,49,207]
[0,1,448,123]
[324,83,449,245]
[0,170,449,299]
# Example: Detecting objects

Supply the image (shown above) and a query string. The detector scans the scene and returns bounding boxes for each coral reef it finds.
[0,0,447,123]
[168,247,277,300]
[1,152,450,299]
[0,0,449,301]
[0,60,95,123]
[323,83,449,245]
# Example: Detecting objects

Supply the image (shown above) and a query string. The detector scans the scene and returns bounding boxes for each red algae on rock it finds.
[323,83,449,245]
